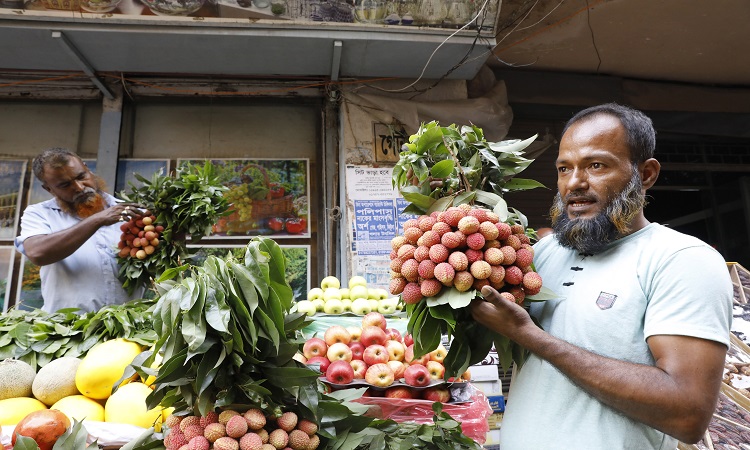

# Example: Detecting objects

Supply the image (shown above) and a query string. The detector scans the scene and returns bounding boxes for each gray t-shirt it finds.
[499,223,733,450]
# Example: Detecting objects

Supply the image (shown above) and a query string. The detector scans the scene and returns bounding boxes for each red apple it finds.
[324,325,352,346]
[404,344,430,366]
[306,356,331,374]
[385,328,402,342]
[426,360,445,380]
[429,344,448,363]
[267,217,285,232]
[285,218,306,234]
[362,311,387,330]
[403,364,431,387]
[384,386,414,399]
[350,359,368,379]
[365,363,395,387]
[360,326,388,348]
[303,338,328,360]
[348,341,365,361]
[362,344,389,366]
[346,326,362,342]
[326,342,353,362]
[326,360,354,384]
[385,340,405,362]
[460,368,471,381]
[387,360,407,380]
[422,386,451,403]
[403,333,414,347]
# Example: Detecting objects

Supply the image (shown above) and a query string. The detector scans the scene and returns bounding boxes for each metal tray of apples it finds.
[320,376,467,391]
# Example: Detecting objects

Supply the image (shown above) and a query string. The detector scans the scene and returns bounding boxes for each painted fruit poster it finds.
[0,160,27,240]
[178,159,310,239]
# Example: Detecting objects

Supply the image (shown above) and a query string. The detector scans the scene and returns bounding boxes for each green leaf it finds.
[452,191,476,206]
[13,435,41,450]
[501,177,546,191]
[525,285,559,301]
[430,159,454,179]
[445,289,477,309]
[426,196,454,214]
[489,134,538,154]
[474,189,504,210]
[399,186,435,211]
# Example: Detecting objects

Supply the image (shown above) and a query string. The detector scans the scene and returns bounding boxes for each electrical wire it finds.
[585,0,602,72]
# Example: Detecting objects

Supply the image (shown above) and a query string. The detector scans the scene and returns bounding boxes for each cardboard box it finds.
[471,379,502,396]
[487,394,505,413]
[468,363,499,382]
[487,412,503,429]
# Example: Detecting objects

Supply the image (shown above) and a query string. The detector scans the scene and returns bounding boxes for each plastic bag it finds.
[352,384,492,443]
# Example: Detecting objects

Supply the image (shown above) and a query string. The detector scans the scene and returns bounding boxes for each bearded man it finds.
[15,148,144,313]
[470,104,732,449]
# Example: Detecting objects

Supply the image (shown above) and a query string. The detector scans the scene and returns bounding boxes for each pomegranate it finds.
[11,409,71,450]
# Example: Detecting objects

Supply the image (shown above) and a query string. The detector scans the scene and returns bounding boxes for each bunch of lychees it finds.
[163,409,319,450]
[389,204,542,305]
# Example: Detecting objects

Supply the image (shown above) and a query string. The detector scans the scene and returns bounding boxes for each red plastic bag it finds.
[352,384,492,444]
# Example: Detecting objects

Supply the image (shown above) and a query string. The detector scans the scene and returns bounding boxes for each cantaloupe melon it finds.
[32,357,81,406]
[0,359,36,401]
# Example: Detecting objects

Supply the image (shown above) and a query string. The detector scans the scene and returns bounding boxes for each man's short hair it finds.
[32,148,82,182]
[563,103,656,163]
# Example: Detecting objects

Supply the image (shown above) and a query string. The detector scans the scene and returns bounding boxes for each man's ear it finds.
[640,158,661,191]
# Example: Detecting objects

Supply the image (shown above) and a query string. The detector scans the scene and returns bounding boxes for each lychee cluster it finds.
[389,205,543,305]
[163,409,319,450]
[116,210,164,261]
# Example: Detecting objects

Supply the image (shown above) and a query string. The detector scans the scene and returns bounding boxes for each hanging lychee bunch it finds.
[116,210,164,261]
[389,204,542,306]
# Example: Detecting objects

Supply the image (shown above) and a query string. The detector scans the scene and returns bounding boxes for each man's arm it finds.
[22,204,130,266]
[470,287,726,444]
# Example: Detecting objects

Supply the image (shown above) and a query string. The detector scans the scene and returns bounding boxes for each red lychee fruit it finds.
[428,244,449,264]
[522,272,543,295]
[200,411,220,428]
[495,222,512,240]
[391,236,408,251]
[457,216,480,235]
[418,260,436,279]
[453,271,475,292]
[417,215,437,232]
[402,282,424,304]
[204,423,227,443]
[306,434,320,450]
[439,207,465,228]
[256,429,269,444]
[226,415,249,439]
[467,208,489,223]
[504,234,522,250]
[498,291,516,303]
[389,258,404,273]
[400,258,420,282]
[390,249,398,260]
[413,245,430,262]
[434,262,456,286]
[483,239,501,250]
[499,246,517,265]
[515,248,534,268]
[510,224,524,234]
[296,419,318,436]
[397,244,416,260]
[239,433,263,450]
[183,425,205,442]
[417,230,441,248]
[483,247,504,266]
[478,221,499,241]
[485,211,500,223]
[214,436,240,450]
[277,412,298,433]
[403,218,419,232]
[473,278,490,291]
[243,409,267,431]
[465,249,484,265]
[165,414,182,429]
[505,265,524,285]
[489,265,505,284]
[457,204,472,213]
[288,430,310,450]
[441,232,462,249]
[470,260,492,280]
[508,286,525,304]
[516,233,531,245]
[269,429,289,449]
[466,232,486,250]
[447,251,468,271]
[389,277,407,295]
[166,430,188,450]
[180,416,202,433]
[421,278,443,297]
[404,227,423,245]
[189,436,210,450]
[431,221,452,236]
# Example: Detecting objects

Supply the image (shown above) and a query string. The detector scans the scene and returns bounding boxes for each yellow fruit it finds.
[0,397,47,425]
[50,395,104,422]
[142,352,163,387]
[104,382,163,428]
[32,357,81,406]
[75,338,143,400]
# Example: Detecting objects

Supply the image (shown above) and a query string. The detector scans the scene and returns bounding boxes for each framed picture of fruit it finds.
[0,246,16,311]
[0,160,27,241]
[187,244,311,300]
[177,158,310,239]
[15,255,43,311]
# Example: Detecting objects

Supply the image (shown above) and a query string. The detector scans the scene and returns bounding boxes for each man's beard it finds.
[549,170,645,255]
[57,175,108,219]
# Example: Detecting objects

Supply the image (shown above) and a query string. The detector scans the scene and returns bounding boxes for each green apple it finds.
[349,285,369,301]
[377,298,397,315]
[351,297,372,315]
[323,299,344,315]
[323,288,342,301]
[367,288,379,300]
[321,276,341,290]
[295,300,317,316]
[339,288,350,299]
[341,298,353,312]
[311,298,326,312]
[348,275,368,288]
[308,287,324,301]
[367,299,380,312]
[374,288,389,300]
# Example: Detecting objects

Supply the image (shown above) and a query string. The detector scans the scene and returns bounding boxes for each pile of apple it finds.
[301,312,469,401]
[116,210,164,260]
[295,275,402,316]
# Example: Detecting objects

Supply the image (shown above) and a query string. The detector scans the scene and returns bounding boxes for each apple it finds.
[422,386,451,403]
[323,299,344,315]
[306,356,330,374]
[349,285,369,301]
[326,360,354,384]
[426,360,445,380]
[326,342,353,362]
[324,325,352,346]
[323,288,342,301]
[403,364,431,387]
[308,287,324,301]
[295,300,317,316]
[321,276,341,290]
[385,386,414,399]
[368,299,381,312]
[365,363,395,387]
[359,326,388,348]
[373,288,389,300]
[460,368,471,381]
[429,344,448,363]
[385,328,402,343]
[340,288,350,299]
[311,299,326,312]
[377,299,397,315]
[403,333,414,347]
[404,344,430,366]
[350,359,368,379]
[361,312,387,330]
[348,275,368,288]
[387,360,407,379]
[367,288,380,300]
[385,340,405,362]
[303,338,328,359]
[341,299,352,312]
[346,326,362,342]
[350,298,372,315]
[348,341,365,361]
[362,344,389,366]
